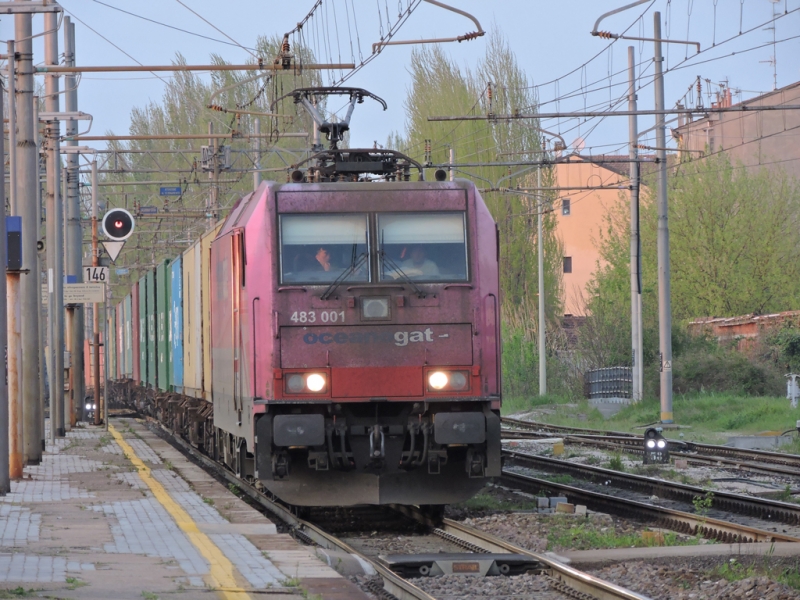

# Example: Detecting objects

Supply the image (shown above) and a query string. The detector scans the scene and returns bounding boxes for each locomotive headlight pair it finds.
[285,372,327,394]
[427,370,469,392]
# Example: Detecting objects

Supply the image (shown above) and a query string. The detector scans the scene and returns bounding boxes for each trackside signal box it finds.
[643,427,669,464]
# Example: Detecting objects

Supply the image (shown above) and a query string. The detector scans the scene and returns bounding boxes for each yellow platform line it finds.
[109,425,251,600]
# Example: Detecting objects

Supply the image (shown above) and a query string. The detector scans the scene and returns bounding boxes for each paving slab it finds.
[0,418,372,600]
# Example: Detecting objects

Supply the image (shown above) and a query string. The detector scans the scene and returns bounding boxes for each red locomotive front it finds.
[211,174,501,506]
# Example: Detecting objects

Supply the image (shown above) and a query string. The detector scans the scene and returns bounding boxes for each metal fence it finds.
[584,367,632,400]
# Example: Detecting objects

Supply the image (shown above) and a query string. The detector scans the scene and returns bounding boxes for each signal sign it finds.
[102,208,135,241]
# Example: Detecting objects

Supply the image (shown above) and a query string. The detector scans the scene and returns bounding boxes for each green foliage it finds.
[607,453,624,472]
[579,154,800,394]
[711,556,800,590]
[767,327,800,372]
[692,491,714,517]
[545,517,695,551]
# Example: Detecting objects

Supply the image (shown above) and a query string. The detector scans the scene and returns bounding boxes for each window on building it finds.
[563,257,572,274]
[561,198,571,216]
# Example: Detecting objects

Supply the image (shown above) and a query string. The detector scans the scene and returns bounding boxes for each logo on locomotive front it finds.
[303,327,440,347]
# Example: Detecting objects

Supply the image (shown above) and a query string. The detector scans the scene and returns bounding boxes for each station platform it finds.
[0,418,371,600]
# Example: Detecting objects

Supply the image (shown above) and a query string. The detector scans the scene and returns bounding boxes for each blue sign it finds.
[139,206,158,215]
[160,186,182,196]
[115,268,130,275]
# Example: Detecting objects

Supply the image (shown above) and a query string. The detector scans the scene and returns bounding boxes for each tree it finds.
[390,30,565,397]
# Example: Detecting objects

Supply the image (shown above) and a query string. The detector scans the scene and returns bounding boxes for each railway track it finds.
[148,418,651,600]
[501,417,800,471]
[503,449,800,540]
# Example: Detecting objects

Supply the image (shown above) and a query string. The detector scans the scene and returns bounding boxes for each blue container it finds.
[170,256,184,391]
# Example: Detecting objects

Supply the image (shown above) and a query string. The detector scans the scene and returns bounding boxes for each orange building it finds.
[552,157,635,316]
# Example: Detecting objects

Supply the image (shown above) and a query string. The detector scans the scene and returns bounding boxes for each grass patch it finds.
[542,474,574,485]
[505,392,800,447]
[546,518,697,551]
[65,577,87,590]
[607,453,624,471]
[202,497,215,506]
[141,592,159,600]
[458,492,540,512]
[0,588,39,598]
[711,556,800,590]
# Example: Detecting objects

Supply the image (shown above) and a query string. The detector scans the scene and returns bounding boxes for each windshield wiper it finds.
[320,248,369,300]
[380,251,423,297]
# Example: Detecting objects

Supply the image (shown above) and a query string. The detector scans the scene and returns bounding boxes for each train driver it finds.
[400,245,439,278]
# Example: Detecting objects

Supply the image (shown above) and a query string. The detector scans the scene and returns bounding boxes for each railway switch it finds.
[643,427,669,464]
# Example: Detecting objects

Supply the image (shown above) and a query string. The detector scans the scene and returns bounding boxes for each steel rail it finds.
[503,449,800,526]
[501,417,800,468]
[500,469,800,545]
[147,420,434,600]
[501,429,800,478]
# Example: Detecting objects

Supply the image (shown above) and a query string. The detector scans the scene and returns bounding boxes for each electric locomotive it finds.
[113,88,502,507]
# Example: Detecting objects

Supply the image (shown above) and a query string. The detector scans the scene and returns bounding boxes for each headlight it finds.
[657,440,667,449]
[427,370,471,392]
[361,297,390,320]
[286,374,305,393]
[428,372,448,390]
[306,373,326,392]
[85,403,92,410]
[646,440,656,449]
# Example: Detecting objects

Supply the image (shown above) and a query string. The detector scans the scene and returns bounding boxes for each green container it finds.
[107,308,115,382]
[156,259,171,391]
[138,276,148,385]
[146,269,157,388]
[124,294,132,378]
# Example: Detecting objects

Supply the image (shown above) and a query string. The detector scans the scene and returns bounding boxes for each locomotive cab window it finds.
[280,214,369,284]
[378,212,468,282]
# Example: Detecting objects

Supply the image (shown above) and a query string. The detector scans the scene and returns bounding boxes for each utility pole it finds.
[64,17,85,425]
[628,46,643,403]
[207,122,217,230]
[6,40,22,479]
[537,165,546,396]
[449,148,454,181]
[0,80,11,494]
[33,97,46,448]
[253,118,261,191]
[44,10,65,440]
[653,13,673,423]
[16,11,45,457]
[92,160,102,426]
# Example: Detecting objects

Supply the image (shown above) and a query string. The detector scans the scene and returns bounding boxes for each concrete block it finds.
[674,459,689,469]
[537,497,550,510]
[555,502,575,514]
[550,496,568,508]
[574,505,587,516]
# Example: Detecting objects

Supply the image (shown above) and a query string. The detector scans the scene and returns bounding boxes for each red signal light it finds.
[114,220,123,228]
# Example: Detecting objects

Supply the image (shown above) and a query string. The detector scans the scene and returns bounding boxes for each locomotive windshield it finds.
[378,212,468,282]
[280,214,369,283]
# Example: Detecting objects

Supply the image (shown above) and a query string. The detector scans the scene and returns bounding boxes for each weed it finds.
[0,588,38,598]
[141,592,159,600]
[545,516,697,551]
[583,455,602,465]
[778,484,793,502]
[543,474,574,485]
[202,497,215,506]
[282,577,301,588]
[227,483,241,496]
[65,577,87,590]
[459,492,540,512]
[692,491,714,517]
[607,453,625,472]
[164,460,174,471]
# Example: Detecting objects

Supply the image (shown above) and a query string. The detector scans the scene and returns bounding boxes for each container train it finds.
[108,88,502,507]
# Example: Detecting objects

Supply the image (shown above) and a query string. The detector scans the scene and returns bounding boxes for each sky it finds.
[1,0,799,158]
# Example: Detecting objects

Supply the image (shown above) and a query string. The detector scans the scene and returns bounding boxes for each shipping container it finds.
[116,301,122,379]
[146,269,156,388]
[201,225,222,401]
[170,257,183,392]
[123,294,133,378]
[131,283,140,382]
[137,278,146,385]
[182,241,202,398]
[156,259,171,392]
[107,308,116,383]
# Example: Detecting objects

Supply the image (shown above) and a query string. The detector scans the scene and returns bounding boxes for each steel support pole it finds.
[0,80,11,494]
[64,18,84,424]
[253,118,261,191]
[44,11,65,441]
[103,286,109,432]
[627,47,643,402]
[207,123,215,231]
[653,13,673,422]
[92,160,101,426]
[33,98,46,446]
[449,148,454,181]
[537,166,546,396]
[16,10,44,455]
